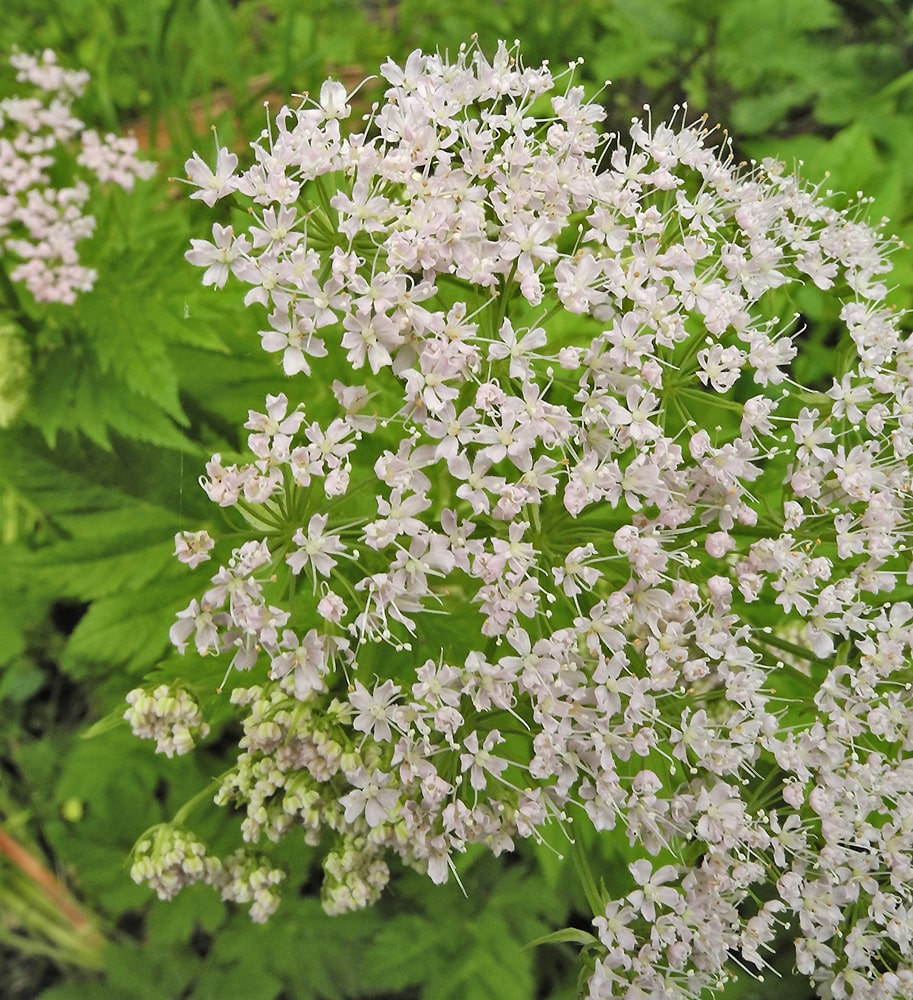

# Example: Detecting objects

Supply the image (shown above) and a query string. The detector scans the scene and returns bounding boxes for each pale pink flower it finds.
[184,146,238,207]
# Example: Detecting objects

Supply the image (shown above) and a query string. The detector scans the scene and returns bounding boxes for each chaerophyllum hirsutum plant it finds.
[126,39,913,998]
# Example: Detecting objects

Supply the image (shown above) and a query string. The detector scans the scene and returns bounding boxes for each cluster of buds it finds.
[124,684,210,757]
[141,40,913,998]
[0,49,155,305]
[129,826,217,901]
[212,849,286,924]
[130,826,283,922]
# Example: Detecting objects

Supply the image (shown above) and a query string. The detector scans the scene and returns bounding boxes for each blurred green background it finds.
[2,1,913,998]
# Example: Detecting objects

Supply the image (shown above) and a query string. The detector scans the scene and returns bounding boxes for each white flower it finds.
[184,146,238,206]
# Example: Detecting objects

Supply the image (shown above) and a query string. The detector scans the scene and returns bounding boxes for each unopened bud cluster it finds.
[136,40,913,998]
[129,826,217,901]
[124,684,210,757]
[130,825,283,922]
[212,849,286,924]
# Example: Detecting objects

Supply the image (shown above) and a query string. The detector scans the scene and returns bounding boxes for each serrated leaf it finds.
[144,885,226,946]
[26,348,82,449]
[85,303,183,418]
[0,434,206,684]
[33,979,110,1000]
[361,913,433,992]
[0,430,108,516]
[213,900,375,1000]
[100,939,201,1000]
[187,960,282,1000]
[77,371,192,451]
[27,535,175,603]
[61,579,180,674]
[0,584,31,664]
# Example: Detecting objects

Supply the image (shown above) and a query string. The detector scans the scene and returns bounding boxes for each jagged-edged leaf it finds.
[83,295,184,420]
[184,953,283,1000]
[25,348,81,449]
[211,899,376,1000]
[24,523,176,602]
[0,432,202,676]
[363,858,562,1000]
[50,941,200,1000]
[0,430,107,515]
[361,913,433,993]
[143,888,227,947]
[76,369,193,450]
[26,350,193,451]
[61,578,184,674]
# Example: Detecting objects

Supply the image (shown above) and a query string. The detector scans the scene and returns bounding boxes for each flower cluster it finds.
[140,41,913,998]
[124,684,211,757]
[0,49,155,305]
[130,826,284,923]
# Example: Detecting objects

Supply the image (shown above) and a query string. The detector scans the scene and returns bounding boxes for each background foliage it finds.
[2,1,912,997]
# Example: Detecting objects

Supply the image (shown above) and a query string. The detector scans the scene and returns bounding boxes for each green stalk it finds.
[492,261,519,337]
[0,825,105,969]
[751,630,822,666]
[171,777,223,827]
[568,824,604,917]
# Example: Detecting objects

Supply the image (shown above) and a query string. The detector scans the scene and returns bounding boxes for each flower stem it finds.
[171,777,222,827]
[751,629,822,666]
[568,822,604,917]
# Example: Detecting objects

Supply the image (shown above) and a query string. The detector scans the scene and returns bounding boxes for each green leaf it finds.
[525,927,599,949]
[363,858,562,1000]
[717,0,841,135]
[0,662,46,703]
[33,978,110,1000]
[99,939,201,1000]
[362,913,432,993]
[80,264,185,422]
[26,348,81,449]
[22,511,177,602]
[0,432,198,675]
[80,708,130,741]
[61,578,182,674]
[212,900,376,1000]
[144,887,226,946]
[186,961,282,1000]
[0,577,34,664]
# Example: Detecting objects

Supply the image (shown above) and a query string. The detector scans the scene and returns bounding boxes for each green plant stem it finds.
[568,825,604,917]
[171,777,223,827]
[492,261,519,336]
[0,826,105,969]
[752,629,823,665]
